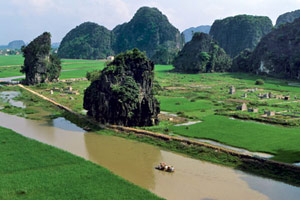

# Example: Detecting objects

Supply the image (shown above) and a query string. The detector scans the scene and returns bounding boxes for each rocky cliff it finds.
[209,15,273,57]
[58,22,114,59]
[173,33,231,73]
[276,9,300,27]
[251,18,300,79]
[21,32,61,85]
[113,7,183,59]
[83,48,160,127]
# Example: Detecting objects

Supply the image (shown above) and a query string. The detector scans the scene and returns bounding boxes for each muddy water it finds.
[0,112,299,200]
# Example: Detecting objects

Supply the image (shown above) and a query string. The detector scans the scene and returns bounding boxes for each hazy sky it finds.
[1,0,300,44]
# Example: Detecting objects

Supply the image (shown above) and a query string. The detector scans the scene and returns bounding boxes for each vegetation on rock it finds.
[57,7,183,64]
[231,49,252,72]
[250,18,300,79]
[21,32,61,85]
[86,69,101,82]
[58,22,114,59]
[83,48,160,126]
[173,33,231,73]
[209,15,273,57]
[276,9,300,27]
[151,44,179,65]
[113,7,183,59]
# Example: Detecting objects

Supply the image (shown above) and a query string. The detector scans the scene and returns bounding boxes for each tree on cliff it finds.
[20,32,61,85]
[58,22,114,59]
[173,33,231,73]
[209,15,273,57]
[83,48,160,127]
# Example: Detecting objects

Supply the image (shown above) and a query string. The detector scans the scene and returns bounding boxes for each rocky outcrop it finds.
[58,22,114,59]
[173,33,231,73]
[113,7,183,58]
[182,25,211,43]
[276,9,300,27]
[210,15,273,57]
[83,48,160,127]
[21,32,61,85]
[251,18,300,79]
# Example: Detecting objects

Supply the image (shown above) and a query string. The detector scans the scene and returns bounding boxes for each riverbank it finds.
[3,84,298,186]
[0,126,162,200]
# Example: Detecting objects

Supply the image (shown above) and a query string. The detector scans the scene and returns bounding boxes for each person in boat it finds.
[157,162,166,170]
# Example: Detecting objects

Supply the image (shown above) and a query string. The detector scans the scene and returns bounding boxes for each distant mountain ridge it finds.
[276,9,300,27]
[182,25,211,43]
[0,40,25,49]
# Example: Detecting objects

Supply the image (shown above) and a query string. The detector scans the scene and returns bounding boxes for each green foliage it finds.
[20,32,61,85]
[255,79,265,85]
[84,48,160,126]
[173,33,232,73]
[210,15,273,57]
[47,54,61,81]
[86,69,101,82]
[113,7,183,58]
[232,49,252,72]
[58,22,114,59]
[151,45,179,65]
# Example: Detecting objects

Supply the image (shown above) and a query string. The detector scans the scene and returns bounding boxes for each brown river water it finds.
[0,111,300,199]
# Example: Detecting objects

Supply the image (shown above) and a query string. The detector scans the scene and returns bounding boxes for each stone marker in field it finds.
[229,86,236,94]
[21,32,61,85]
[83,48,160,127]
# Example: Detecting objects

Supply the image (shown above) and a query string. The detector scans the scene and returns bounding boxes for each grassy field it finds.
[0,55,105,79]
[0,126,162,200]
[0,55,23,66]
[170,115,300,163]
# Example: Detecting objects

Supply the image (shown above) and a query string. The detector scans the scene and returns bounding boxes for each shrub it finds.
[86,70,101,82]
[255,79,264,85]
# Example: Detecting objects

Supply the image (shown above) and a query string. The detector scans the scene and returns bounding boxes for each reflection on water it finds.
[0,91,26,108]
[51,117,85,132]
[0,111,299,200]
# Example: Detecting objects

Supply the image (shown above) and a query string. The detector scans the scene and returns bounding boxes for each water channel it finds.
[0,111,299,200]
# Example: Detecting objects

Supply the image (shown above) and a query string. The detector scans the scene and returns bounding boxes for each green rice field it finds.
[0,126,162,200]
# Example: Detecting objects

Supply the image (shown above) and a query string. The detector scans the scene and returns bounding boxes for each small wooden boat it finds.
[155,163,175,172]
